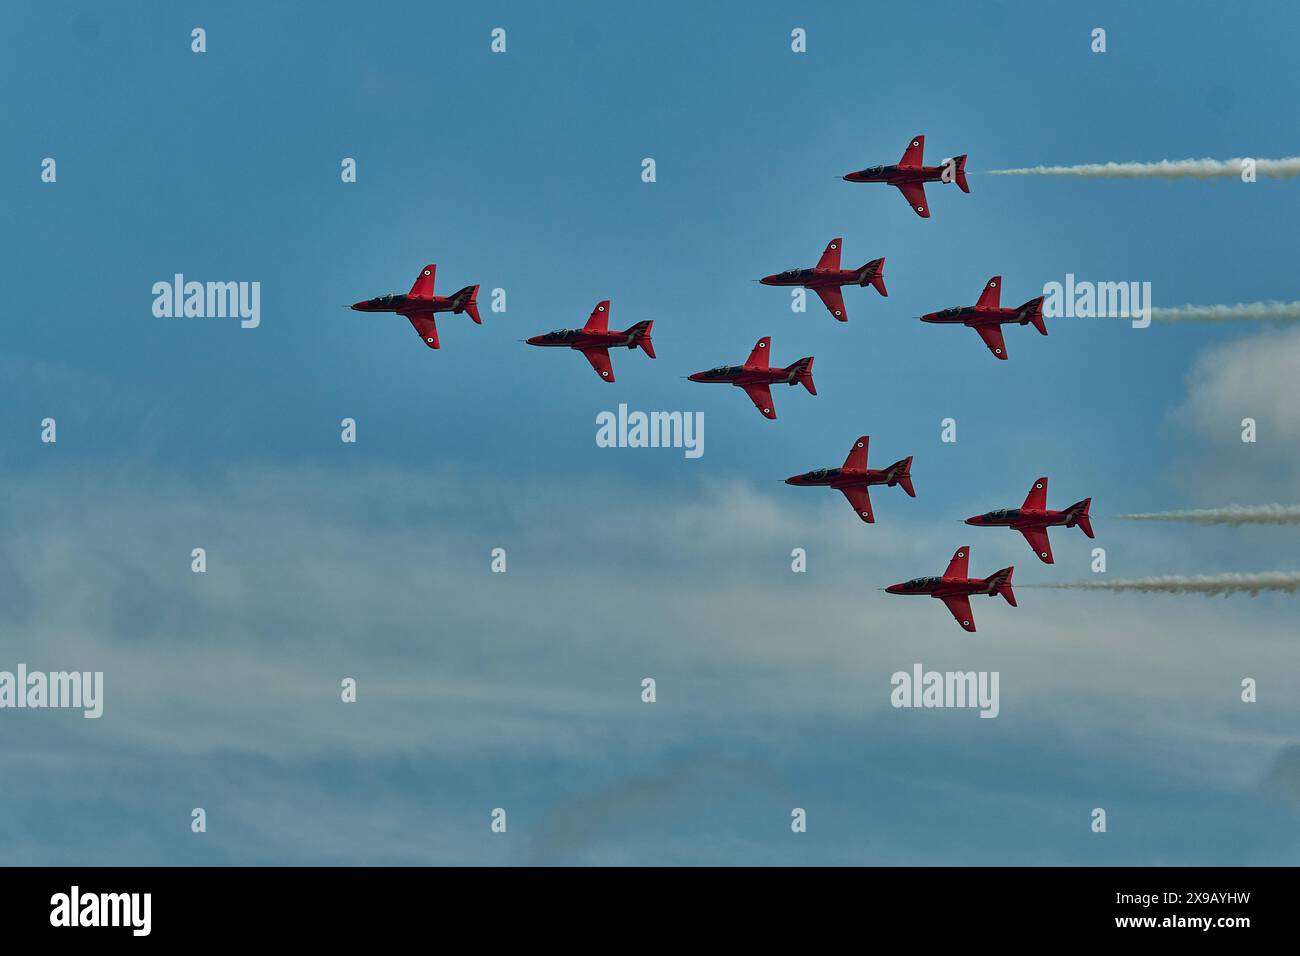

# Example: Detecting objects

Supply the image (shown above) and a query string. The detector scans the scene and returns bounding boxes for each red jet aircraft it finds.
[885,546,1015,633]
[526,300,655,382]
[965,477,1094,564]
[920,276,1046,360]
[785,435,915,523]
[687,336,815,420]
[843,135,969,218]
[759,238,887,322]
[350,264,480,350]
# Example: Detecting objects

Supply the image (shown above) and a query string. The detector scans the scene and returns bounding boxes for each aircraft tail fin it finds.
[1018,295,1047,335]
[890,457,915,497]
[452,285,481,324]
[952,154,970,193]
[628,320,656,359]
[791,357,816,395]
[858,258,888,296]
[988,566,1016,606]
[1067,498,1094,538]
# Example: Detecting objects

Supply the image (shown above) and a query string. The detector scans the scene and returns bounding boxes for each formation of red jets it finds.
[348,134,1088,632]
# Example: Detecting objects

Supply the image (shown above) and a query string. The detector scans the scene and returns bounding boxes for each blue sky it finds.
[2,0,1299,865]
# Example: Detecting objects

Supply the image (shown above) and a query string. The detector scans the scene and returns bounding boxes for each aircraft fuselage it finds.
[842,163,949,186]
[919,305,1029,329]
[760,267,871,290]
[785,465,902,490]
[886,576,996,599]
[688,364,802,387]
[965,507,1075,532]
[351,292,461,315]
[527,328,640,350]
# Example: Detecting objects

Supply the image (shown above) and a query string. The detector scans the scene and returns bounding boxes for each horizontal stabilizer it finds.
[1068,498,1094,538]
[890,457,915,497]
[628,320,655,359]
[989,566,1017,606]
[453,284,481,324]
[859,258,888,296]
[1018,295,1047,335]
[792,357,816,395]
[952,154,970,193]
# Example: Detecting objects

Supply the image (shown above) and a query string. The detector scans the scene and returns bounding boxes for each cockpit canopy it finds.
[542,329,577,340]
[939,306,965,316]
[857,165,886,177]
[904,576,942,588]
[780,269,808,279]
[707,365,739,376]
[803,467,840,480]
[369,293,400,306]
[981,508,1019,521]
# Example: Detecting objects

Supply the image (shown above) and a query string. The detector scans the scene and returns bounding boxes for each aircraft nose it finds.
[784,476,800,485]
[885,584,903,594]
[350,301,367,311]
[687,372,704,382]
[525,335,542,346]
[963,516,979,526]
[759,275,778,285]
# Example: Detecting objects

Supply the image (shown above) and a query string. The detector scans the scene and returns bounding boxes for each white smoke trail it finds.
[1115,505,1300,526]
[989,157,1300,180]
[1026,573,1300,596]
[1150,301,1300,323]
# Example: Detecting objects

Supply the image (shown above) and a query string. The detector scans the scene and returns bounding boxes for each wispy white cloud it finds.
[2,465,1298,862]
[1172,324,1300,497]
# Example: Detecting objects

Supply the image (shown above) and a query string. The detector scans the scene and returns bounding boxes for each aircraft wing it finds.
[1021,477,1049,511]
[943,546,970,579]
[840,485,874,523]
[899,135,925,167]
[1018,526,1054,564]
[975,276,1002,310]
[940,594,977,632]
[974,324,1008,359]
[405,312,440,349]
[842,436,869,470]
[746,336,771,369]
[581,347,615,381]
[815,237,843,272]
[584,300,611,333]
[741,383,776,419]
[813,286,848,322]
[894,182,930,218]
[408,264,436,298]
